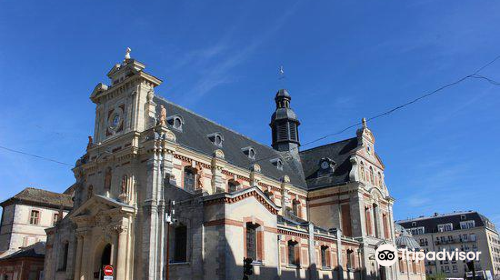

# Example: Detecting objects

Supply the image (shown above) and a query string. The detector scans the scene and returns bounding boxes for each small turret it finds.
[270,89,300,154]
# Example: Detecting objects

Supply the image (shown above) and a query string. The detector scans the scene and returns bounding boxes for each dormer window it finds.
[208,133,224,147]
[270,158,283,171]
[167,115,184,131]
[241,147,256,160]
[318,157,335,176]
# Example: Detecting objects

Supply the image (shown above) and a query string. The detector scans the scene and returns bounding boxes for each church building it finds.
[43,50,397,280]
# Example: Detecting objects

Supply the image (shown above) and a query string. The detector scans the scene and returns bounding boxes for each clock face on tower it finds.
[106,105,125,136]
[111,114,120,129]
[321,161,330,170]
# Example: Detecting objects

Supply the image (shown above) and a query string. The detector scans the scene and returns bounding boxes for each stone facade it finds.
[43,51,400,280]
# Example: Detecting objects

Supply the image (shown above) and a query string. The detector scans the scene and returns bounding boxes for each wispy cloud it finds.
[179,2,301,105]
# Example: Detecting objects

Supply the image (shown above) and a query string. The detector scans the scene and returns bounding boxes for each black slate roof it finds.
[299,138,358,190]
[398,211,496,234]
[0,187,73,210]
[155,96,357,191]
[156,96,307,189]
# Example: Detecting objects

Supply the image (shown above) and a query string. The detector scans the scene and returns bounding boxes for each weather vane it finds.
[279,65,285,80]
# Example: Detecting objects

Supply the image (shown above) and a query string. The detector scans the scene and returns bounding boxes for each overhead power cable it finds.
[0,56,499,167]
[250,56,500,164]
[0,145,73,166]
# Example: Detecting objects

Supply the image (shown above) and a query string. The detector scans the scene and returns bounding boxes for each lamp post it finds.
[165,200,176,280]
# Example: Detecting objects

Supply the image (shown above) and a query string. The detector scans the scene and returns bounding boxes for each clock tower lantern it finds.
[89,48,162,144]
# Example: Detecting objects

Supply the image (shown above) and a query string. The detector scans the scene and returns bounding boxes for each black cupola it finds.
[270,89,300,153]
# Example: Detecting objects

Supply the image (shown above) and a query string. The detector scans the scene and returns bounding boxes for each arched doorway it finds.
[99,244,112,280]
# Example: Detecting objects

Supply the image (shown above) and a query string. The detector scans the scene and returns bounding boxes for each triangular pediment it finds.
[203,186,281,215]
[69,195,134,219]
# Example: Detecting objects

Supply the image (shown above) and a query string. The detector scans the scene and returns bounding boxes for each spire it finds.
[362,117,367,129]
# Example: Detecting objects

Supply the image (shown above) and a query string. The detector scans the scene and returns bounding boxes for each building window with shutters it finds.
[287,240,299,266]
[245,222,263,262]
[29,210,40,225]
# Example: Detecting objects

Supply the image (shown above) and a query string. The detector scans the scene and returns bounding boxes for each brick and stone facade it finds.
[43,50,400,280]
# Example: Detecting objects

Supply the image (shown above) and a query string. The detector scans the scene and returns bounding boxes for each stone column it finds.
[116,224,129,280]
[80,233,89,280]
[73,234,84,280]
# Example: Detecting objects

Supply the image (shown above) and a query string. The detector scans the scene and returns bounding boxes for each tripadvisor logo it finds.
[375,244,482,267]
[375,244,397,267]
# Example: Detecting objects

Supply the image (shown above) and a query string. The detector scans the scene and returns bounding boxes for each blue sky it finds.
[1,0,499,225]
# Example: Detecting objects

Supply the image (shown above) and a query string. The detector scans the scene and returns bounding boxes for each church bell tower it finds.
[270,89,300,154]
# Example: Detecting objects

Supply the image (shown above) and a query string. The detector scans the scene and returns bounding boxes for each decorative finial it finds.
[125,47,132,60]
[362,118,367,129]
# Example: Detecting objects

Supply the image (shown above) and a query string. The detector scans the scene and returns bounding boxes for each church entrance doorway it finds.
[99,244,112,280]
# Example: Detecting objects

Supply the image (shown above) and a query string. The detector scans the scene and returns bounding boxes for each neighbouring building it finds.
[0,187,73,279]
[398,211,500,280]
[43,50,399,280]
[394,224,426,280]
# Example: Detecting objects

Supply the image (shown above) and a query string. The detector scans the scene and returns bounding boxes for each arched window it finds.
[378,172,383,187]
[173,117,183,130]
[87,185,94,200]
[104,167,112,191]
[58,242,69,270]
[321,246,331,268]
[30,210,40,225]
[292,199,301,218]
[228,180,240,192]
[346,249,354,269]
[287,240,299,266]
[183,167,196,191]
[173,224,187,262]
[360,162,366,181]
[369,166,374,184]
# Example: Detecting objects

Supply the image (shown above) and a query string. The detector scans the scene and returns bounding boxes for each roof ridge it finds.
[155,95,284,156]
[397,211,478,222]
[299,137,357,154]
